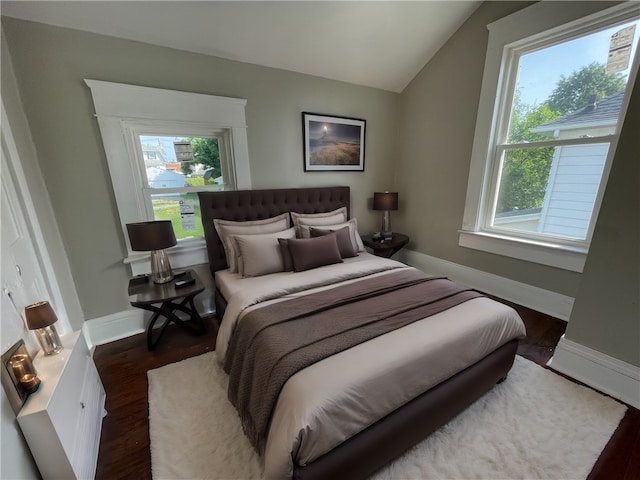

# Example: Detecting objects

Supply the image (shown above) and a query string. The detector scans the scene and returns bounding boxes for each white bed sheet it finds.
[215,255,526,479]
[215,252,387,303]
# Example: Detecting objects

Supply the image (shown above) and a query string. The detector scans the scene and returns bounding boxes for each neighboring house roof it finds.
[532,91,624,134]
[146,166,185,187]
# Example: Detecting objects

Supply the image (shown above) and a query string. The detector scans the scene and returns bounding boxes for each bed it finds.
[198,186,526,480]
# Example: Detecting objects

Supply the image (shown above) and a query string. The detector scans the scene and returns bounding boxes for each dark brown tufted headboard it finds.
[198,186,350,276]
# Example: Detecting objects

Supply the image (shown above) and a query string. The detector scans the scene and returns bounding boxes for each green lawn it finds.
[152,192,204,240]
[185,177,205,187]
[152,182,225,240]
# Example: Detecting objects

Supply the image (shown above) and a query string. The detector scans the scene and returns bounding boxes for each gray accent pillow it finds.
[310,226,358,258]
[298,218,365,252]
[283,234,343,272]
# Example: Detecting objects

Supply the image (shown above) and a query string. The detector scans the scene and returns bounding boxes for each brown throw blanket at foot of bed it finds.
[224,268,482,454]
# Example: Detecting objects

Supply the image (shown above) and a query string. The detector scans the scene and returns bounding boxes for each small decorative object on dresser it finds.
[24,301,63,355]
[302,112,366,171]
[17,332,106,480]
[1,340,40,415]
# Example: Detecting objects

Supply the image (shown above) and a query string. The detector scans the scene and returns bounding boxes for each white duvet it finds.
[215,254,526,479]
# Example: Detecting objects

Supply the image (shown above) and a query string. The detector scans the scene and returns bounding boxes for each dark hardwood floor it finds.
[92,303,639,480]
[93,318,218,480]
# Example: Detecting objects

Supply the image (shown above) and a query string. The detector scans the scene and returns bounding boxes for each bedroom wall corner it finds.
[393,1,586,298]
[396,0,639,402]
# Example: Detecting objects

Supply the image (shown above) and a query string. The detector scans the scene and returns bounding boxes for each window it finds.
[85,80,252,274]
[461,2,639,272]
[125,127,233,242]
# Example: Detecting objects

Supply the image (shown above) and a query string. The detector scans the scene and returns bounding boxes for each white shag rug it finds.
[148,353,626,480]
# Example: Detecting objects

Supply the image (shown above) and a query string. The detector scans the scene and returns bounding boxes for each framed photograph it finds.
[302,112,366,171]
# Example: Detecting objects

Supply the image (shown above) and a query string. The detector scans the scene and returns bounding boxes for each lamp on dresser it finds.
[25,301,63,355]
[373,191,399,240]
[126,220,177,284]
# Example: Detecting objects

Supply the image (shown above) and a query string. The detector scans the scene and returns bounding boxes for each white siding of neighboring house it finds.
[493,213,540,231]
[537,143,609,239]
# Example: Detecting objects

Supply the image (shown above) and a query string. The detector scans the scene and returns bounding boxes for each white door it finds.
[1,140,48,354]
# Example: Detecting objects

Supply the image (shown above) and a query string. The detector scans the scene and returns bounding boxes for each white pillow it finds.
[232,227,296,278]
[291,207,348,236]
[214,213,289,273]
[299,218,365,252]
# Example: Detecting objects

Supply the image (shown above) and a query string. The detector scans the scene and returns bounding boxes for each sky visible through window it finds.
[517,19,640,107]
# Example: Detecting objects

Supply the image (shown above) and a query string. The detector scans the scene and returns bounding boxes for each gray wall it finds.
[1,17,399,320]
[565,76,639,366]
[396,1,639,366]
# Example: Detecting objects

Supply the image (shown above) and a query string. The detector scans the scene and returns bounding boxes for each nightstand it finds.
[128,269,206,350]
[361,232,410,258]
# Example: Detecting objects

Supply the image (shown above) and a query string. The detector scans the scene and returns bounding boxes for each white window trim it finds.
[85,80,252,274]
[461,2,640,273]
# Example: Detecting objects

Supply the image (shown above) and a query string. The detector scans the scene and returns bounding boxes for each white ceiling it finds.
[1,1,481,92]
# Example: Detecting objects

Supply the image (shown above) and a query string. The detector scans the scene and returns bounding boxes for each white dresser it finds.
[17,331,106,479]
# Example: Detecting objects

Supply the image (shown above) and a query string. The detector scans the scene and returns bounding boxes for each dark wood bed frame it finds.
[198,186,518,480]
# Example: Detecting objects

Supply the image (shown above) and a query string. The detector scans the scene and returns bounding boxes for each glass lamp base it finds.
[150,249,174,284]
[381,210,392,237]
[35,324,63,355]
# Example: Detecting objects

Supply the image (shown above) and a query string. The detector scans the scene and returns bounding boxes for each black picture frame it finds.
[302,112,366,171]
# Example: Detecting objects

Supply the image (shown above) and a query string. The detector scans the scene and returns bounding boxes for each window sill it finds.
[124,238,208,276]
[458,230,586,273]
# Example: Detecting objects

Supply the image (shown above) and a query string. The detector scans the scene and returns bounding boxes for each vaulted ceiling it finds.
[1,1,481,92]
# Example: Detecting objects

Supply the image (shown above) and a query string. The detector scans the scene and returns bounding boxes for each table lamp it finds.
[25,301,63,355]
[373,192,399,240]
[126,220,177,284]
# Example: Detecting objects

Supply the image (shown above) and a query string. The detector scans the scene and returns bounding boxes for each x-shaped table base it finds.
[139,295,207,350]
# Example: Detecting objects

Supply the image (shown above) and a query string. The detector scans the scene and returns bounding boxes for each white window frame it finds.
[460,2,640,273]
[85,80,252,274]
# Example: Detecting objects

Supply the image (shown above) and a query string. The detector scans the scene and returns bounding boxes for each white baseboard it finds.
[549,335,640,409]
[83,309,145,350]
[399,249,574,320]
